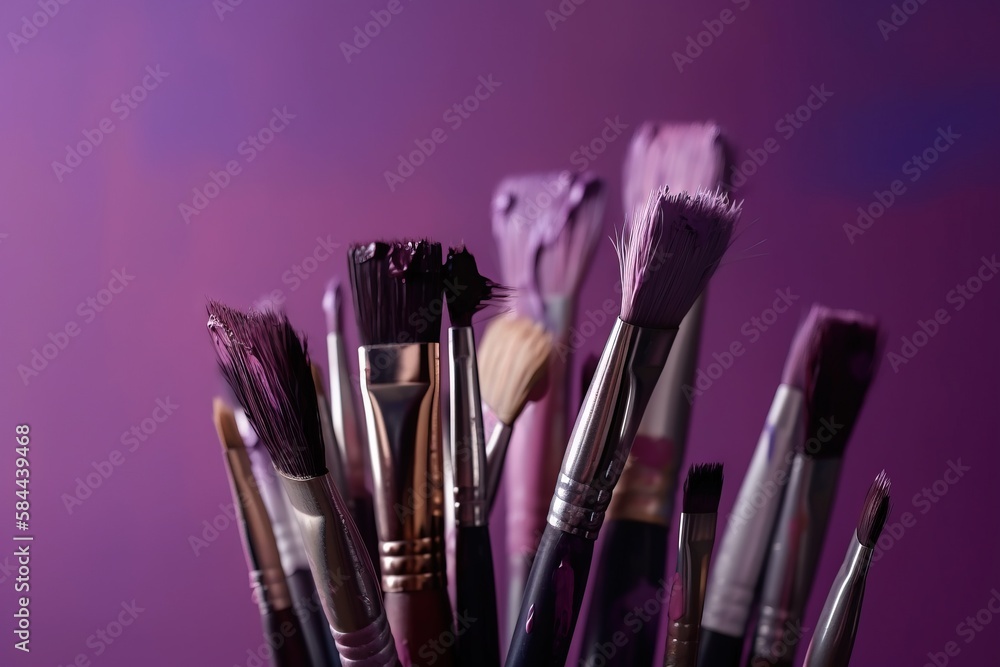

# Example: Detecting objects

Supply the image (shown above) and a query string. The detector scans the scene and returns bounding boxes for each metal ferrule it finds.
[332,608,400,666]
[753,455,843,663]
[449,327,488,528]
[328,332,368,498]
[278,473,384,633]
[484,418,513,512]
[223,448,293,612]
[244,443,311,574]
[665,511,718,665]
[547,319,677,539]
[359,343,446,592]
[802,536,871,667]
[702,384,804,637]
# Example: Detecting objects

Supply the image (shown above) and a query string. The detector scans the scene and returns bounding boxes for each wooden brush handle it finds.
[383,589,455,667]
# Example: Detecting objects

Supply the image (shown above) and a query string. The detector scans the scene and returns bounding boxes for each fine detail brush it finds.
[664,463,724,667]
[491,170,606,640]
[477,315,554,511]
[505,188,739,667]
[347,240,455,667]
[802,471,890,667]
[323,279,381,578]
[748,306,881,667]
[208,304,398,666]
[581,121,727,667]
[212,398,312,667]
[444,246,505,667]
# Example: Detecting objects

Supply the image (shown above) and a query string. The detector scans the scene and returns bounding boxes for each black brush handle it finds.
[288,569,342,666]
[384,589,455,667]
[263,606,312,667]
[455,525,500,667]
[697,628,744,667]
[505,524,594,667]
[352,492,382,579]
[579,519,668,666]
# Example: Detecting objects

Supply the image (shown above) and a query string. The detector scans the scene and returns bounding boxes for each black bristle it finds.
[444,245,507,327]
[857,470,891,548]
[682,463,724,514]
[347,240,444,345]
[206,301,326,478]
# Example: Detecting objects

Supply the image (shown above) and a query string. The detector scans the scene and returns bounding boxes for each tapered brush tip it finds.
[479,316,553,424]
[682,463,724,514]
[322,278,342,334]
[857,470,891,548]
[212,397,244,452]
[444,245,508,327]
[617,188,739,329]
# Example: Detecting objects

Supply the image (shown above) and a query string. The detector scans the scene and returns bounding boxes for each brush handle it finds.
[801,538,871,667]
[695,629,744,667]
[579,519,668,667]
[455,525,501,667]
[261,605,312,667]
[288,569,342,667]
[505,525,594,667]
[351,491,382,580]
[383,589,455,667]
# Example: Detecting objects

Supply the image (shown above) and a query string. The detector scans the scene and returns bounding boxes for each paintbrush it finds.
[443,246,505,667]
[505,187,739,667]
[748,307,881,667]
[208,304,398,666]
[581,121,727,667]
[313,363,348,501]
[491,170,606,639]
[323,279,381,579]
[477,315,553,511]
[347,240,454,667]
[802,471,890,667]
[664,463,724,667]
[212,398,312,667]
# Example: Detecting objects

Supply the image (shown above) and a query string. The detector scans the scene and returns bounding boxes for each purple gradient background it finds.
[1,0,998,665]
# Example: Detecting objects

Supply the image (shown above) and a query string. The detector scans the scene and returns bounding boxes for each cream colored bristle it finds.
[213,397,246,451]
[478,316,553,425]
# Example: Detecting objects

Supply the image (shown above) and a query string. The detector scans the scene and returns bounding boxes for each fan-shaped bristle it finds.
[478,316,553,425]
[347,240,444,346]
[616,188,739,329]
[683,463,724,514]
[322,278,342,335]
[857,470,891,548]
[206,301,326,478]
[444,246,508,328]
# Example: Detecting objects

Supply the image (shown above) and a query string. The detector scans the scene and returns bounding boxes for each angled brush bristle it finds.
[616,188,739,329]
[783,304,882,458]
[857,470,891,548]
[347,240,444,346]
[212,397,245,452]
[206,301,326,478]
[444,245,507,327]
[322,278,342,335]
[478,316,553,424]
[683,462,724,514]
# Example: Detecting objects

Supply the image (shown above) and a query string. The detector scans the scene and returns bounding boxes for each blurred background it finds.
[1,0,998,665]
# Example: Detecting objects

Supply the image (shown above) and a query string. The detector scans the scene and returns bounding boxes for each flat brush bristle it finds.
[322,278,342,335]
[683,462,724,514]
[784,304,882,458]
[444,245,507,328]
[212,397,245,452]
[206,301,326,479]
[616,188,739,329]
[348,240,444,346]
[857,470,891,548]
[478,316,553,425]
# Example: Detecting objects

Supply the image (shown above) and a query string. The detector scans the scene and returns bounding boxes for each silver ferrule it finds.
[754,455,842,662]
[359,343,446,592]
[485,419,513,512]
[449,327,488,527]
[245,443,311,574]
[329,332,368,498]
[802,536,871,667]
[665,511,717,665]
[278,473,384,634]
[547,319,677,539]
[702,383,804,636]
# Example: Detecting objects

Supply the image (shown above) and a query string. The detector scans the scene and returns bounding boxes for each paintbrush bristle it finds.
[616,188,739,329]
[347,240,444,346]
[444,246,507,328]
[857,470,891,548]
[213,397,245,452]
[783,305,882,458]
[479,316,553,425]
[622,121,726,217]
[322,278,342,335]
[206,301,326,479]
[683,462,724,514]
